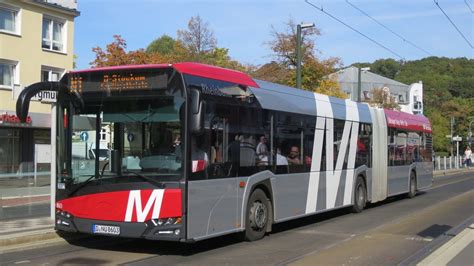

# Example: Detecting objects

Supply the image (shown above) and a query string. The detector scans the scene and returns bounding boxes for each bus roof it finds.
[69,62,259,88]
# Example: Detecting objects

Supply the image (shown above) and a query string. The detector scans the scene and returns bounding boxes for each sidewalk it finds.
[0,168,472,254]
[0,217,59,253]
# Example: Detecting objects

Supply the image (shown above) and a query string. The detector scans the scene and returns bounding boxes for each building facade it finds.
[0,0,79,217]
[328,66,423,115]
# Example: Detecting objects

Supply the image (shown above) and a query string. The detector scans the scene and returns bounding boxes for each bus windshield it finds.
[57,70,185,189]
[62,96,184,186]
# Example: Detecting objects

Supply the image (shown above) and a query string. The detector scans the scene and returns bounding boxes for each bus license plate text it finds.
[93,224,120,235]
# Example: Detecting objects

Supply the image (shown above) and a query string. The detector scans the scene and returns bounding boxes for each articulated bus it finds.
[16,63,433,242]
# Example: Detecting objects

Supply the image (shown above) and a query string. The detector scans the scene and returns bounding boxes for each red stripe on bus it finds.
[57,189,182,222]
[384,109,432,133]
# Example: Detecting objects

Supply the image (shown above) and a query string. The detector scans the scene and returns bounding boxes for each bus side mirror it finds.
[189,89,205,134]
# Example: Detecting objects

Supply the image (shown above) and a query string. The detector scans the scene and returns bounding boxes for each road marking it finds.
[14,260,31,264]
[405,236,433,242]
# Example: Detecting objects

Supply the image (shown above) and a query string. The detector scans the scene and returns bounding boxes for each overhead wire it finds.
[345,0,433,56]
[304,0,405,60]
[434,0,473,48]
[464,0,473,13]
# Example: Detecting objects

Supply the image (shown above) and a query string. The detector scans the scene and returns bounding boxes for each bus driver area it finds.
[16,62,433,243]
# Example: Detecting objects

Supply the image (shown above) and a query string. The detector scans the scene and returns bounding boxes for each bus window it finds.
[275,112,305,174]
[356,123,372,168]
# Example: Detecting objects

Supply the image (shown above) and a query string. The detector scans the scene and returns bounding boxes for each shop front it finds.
[0,110,51,220]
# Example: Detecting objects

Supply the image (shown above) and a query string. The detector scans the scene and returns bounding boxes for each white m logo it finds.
[125,190,164,222]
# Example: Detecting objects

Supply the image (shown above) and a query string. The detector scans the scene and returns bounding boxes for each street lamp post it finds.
[357,67,370,102]
[296,23,315,89]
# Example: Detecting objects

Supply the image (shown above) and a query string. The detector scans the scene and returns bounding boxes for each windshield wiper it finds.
[122,171,164,188]
[67,174,97,197]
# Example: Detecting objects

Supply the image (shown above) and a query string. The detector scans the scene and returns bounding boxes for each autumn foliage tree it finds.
[257,19,346,98]
[91,16,245,71]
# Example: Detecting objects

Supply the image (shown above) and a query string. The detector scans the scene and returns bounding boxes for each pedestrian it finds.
[464,146,472,169]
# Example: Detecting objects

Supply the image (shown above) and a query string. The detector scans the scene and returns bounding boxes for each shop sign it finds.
[0,112,32,125]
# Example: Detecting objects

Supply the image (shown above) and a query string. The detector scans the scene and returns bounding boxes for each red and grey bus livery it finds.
[16,63,433,242]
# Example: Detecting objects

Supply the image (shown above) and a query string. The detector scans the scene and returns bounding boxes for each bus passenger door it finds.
[187,115,241,240]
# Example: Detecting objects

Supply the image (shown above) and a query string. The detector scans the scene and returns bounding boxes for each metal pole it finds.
[450,117,454,157]
[357,67,362,102]
[296,24,302,89]
[456,138,459,168]
[50,103,57,220]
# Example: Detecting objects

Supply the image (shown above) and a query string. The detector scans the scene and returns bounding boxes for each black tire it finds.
[352,176,367,213]
[408,171,417,198]
[244,188,270,241]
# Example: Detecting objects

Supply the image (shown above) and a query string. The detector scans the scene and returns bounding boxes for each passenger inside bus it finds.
[287,146,302,165]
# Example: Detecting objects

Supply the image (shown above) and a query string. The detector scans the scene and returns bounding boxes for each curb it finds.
[400,215,474,266]
[0,229,90,254]
[433,168,474,177]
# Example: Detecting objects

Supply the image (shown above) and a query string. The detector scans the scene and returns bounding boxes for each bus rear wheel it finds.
[352,176,366,213]
[244,188,270,241]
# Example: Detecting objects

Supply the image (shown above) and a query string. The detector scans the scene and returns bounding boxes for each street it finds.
[1,171,473,265]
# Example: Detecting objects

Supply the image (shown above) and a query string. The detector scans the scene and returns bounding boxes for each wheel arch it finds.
[241,171,274,233]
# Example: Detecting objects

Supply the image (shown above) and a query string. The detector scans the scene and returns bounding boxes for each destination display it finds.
[68,71,168,94]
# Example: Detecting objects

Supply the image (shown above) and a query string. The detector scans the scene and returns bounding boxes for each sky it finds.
[74,0,474,70]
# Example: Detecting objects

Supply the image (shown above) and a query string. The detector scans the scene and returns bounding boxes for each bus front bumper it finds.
[55,215,183,241]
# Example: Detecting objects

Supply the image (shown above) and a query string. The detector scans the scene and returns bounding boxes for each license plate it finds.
[92,224,120,235]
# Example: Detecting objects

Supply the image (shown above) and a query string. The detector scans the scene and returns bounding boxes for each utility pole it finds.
[296,23,315,89]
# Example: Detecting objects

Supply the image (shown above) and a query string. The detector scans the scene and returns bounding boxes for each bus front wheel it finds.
[244,188,270,241]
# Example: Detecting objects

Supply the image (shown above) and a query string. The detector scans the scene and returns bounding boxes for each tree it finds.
[366,88,400,110]
[177,15,217,61]
[146,35,177,55]
[268,19,320,67]
[315,77,347,99]
[91,35,163,67]
[261,19,344,97]
[251,61,291,84]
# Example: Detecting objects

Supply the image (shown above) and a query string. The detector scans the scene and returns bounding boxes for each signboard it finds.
[0,113,32,125]
[33,91,57,103]
[12,85,56,103]
[80,131,89,142]
[68,71,168,94]
[452,136,462,141]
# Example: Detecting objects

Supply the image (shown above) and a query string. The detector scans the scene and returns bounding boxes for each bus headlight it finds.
[153,217,181,226]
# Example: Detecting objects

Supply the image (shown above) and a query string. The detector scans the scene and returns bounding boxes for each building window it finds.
[41,66,64,82]
[0,60,18,89]
[0,5,19,34]
[42,17,65,52]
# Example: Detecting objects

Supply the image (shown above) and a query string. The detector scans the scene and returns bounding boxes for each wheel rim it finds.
[250,201,267,230]
[411,177,416,194]
[357,184,365,207]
